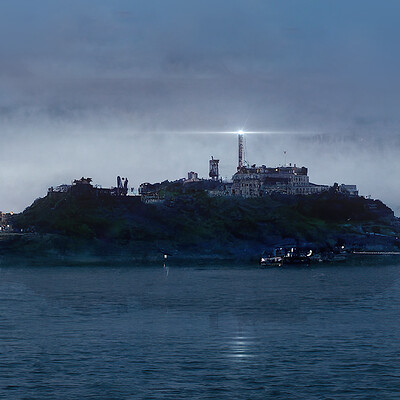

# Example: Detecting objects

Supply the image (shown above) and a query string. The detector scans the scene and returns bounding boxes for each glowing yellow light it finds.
[238,130,244,135]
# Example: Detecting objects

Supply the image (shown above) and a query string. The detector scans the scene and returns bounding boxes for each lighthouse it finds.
[238,130,244,170]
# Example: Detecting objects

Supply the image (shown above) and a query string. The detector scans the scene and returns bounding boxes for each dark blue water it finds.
[0,262,400,399]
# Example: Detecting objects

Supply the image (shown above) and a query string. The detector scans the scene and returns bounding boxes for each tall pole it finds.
[238,131,244,169]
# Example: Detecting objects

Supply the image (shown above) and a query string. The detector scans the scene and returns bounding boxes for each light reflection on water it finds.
[0,262,399,399]
[225,335,255,359]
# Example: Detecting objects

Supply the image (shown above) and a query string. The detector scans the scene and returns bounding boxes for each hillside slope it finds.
[7,189,400,261]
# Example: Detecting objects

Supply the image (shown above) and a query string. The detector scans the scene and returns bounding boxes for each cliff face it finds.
[9,190,400,260]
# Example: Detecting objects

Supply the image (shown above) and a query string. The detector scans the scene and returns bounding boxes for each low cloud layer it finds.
[1,0,400,212]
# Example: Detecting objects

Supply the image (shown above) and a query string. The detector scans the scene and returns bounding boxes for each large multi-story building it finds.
[232,164,329,197]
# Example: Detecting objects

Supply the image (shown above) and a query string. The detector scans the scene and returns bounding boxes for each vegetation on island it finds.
[4,185,399,262]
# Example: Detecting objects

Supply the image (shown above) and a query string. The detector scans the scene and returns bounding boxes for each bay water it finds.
[0,262,399,399]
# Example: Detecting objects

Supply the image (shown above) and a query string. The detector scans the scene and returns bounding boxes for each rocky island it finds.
[0,177,398,264]
[2,132,399,264]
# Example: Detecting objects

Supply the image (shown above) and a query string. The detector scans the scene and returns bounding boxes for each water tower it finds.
[209,156,219,180]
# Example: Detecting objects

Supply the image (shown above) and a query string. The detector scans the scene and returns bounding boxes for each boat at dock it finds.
[260,246,313,267]
[260,244,354,267]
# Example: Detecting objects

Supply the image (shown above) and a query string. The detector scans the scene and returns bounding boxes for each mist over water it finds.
[1,0,400,212]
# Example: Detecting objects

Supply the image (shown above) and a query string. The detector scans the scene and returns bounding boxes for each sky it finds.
[1,0,400,212]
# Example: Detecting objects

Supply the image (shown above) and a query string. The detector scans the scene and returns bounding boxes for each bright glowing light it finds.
[157,130,320,136]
